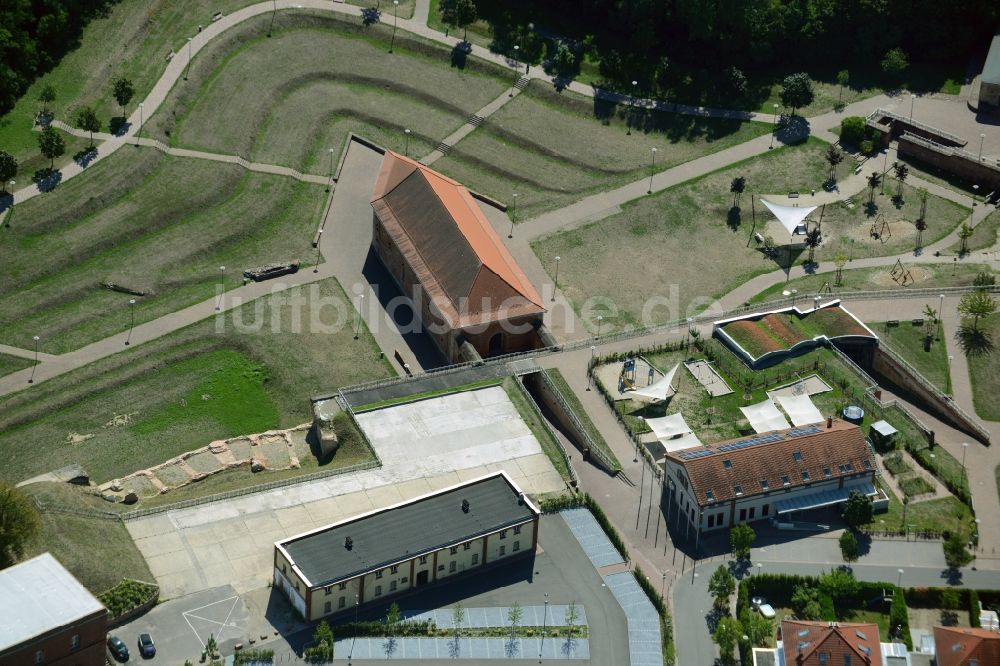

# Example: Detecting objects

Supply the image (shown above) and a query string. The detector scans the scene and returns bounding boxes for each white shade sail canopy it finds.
[664,431,703,453]
[740,399,791,433]
[646,413,693,440]
[760,199,816,236]
[775,393,824,427]
[628,363,680,404]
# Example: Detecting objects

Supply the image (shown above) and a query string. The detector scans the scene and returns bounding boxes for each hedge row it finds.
[234,649,274,665]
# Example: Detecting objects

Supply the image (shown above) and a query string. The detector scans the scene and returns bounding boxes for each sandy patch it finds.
[846,219,916,243]
[871,265,932,287]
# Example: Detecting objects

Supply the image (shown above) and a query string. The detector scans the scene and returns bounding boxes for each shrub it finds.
[944,533,972,568]
[839,530,859,562]
[98,579,158,620]
[969,589,981,625]
[890,589,913,649]
[840,116,866,145]
[234,649,274,665]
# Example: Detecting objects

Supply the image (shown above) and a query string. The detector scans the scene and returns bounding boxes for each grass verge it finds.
[964,313,1000,420]
[544,368,621,471]
[0,353,34,378]
[870,320,951,394]
[503,377,572,483]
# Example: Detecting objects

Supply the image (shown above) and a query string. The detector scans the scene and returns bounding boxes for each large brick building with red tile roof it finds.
[371,151,547,363]
[664,419,883,536]
[780,620,882,666]
[933,626,1000,666]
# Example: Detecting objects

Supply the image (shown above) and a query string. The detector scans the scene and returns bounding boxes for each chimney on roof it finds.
[518,492,525,506]
[462,499,470,513]
[345,536,353,550]
[827,415,833,428]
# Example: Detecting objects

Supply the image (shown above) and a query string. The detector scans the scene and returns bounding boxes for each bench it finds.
[788,191,800,198]
[754,232,764,244]
[212,11,223,21]
[886,320,900,327]
[854,164,863,175]
[911,318,924,326]
[165,51,175,61]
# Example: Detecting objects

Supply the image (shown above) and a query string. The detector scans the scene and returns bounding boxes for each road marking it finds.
[181,595,241,648]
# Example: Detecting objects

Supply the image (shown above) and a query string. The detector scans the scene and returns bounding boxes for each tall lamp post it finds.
[973,184,979,207]
[587,345,596,390]
[215,265,226,311]
[880,150,888,195]
[28,335,39,384]
[647,147,657,194]
[354,293,365,339]
[125,299,136,346]
[5,180,13,227]
[539,593,549,662]
[326,148,335,192]
[909,94,916,122]
[508,45,520,96]
[979,133,987,162]
[389,0,399,52]
[184,37,193,80]
[961,441,969,473]
[627,79,637,135]
[552,256,560,302]
[596,314,603,339]
[313,229,323,272]
[769,103,779,149]
[403,128,411,157]
[508,193,517,238]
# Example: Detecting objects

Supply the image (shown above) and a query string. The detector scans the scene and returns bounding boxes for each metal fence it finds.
[538,369,621,473]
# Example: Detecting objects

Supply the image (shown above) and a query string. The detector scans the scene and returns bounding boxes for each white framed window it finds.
[390,565,399,574]
[438,564,445,571]
[499,545,506,556]
[472,553,479,565]
[390,580,397,591]
[513,525,521,535]
[375,570,383,579]
[324,586,332,595]
[499,530,507,539]
[419,555,428,564]
[338,582,347,591]
[450,546,458,555]
[324,601,332,614]
[513,541,520,552]
[463,542,471,550]
[375,585,382,597]
[449,561,456,573]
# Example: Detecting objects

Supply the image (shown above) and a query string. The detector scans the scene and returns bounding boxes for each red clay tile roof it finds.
[934,626,1000,666]
[781,620,882,666]
[371,151,545,329]
[666,420,874,506]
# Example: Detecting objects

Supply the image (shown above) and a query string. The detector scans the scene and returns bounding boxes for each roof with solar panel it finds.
[666,420,875,506]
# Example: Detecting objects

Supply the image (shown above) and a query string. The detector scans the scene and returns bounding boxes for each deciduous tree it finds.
[958,290,997,330]
[38,84,56,116]
[75,106,100,147]
[112,77,135,118]
[0,151,17,189]
[730,176,746,208]
[839,530,859,562]
[836,69,850,102]
[730,523,756,559]
[825,144,844,182]
[708,564,735,609]
[881,48,909,79]
[943,532,972,568]
[842,490,873,527]
[712,616,742,664]
[0,483,39,566]
[440,0,477,40]
[37,125,66,168]
[779,73,814,115]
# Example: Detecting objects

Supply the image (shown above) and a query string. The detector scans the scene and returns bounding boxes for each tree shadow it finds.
[856,531,873,557]
[727,206,741,230]
[0,192,11,215]
[450,41,471,69]
[940,610,959,626]
[727,559,751,579]
[956,325,993,356]
[32,168,63,192]
[108,117,130,136]
[551,74,573,92]
[775,115,811,146]
[705,607,726,633]
[863,200,878,217]
[382,636,397,658]
[361,7,381,26]
[940,567,963,585]
[504,637,520,658]
[892,194,904,209]
[74,147,98,167]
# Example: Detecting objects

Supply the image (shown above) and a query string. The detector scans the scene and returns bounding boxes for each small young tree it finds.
[552,42,577,78]
[779,73,814,115]
[0,484,40,567]
[958,290,998,330]
[805,225,822,264]
[564,601,579,652]
[825,144,844,182]
[507,602,523,642]
[730,524,756,560]
[943,532,972,568]
[839,530,860,562]
[708,564,736,609]
[893,162,909,198]
[820,568,860,599]
[0,151,17,190]
[958,222,974,256]
[842,490,873,528]
[867,171,881,204]
[712,616,742,664]
[112,77,135,118]
[836,69,850,103]
[730,176,746,208]
[38,84,56,116]
[791,584,824,620]
[75,106,101,148]
[834,253,848,286]
[37,126,66,169]
[915,217,928,250]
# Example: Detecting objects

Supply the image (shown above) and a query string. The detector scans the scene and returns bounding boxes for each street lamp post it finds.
[508,45,520,96]
[880,150,888,195]
[686,317,693,347]
[552,256,560,302]
[5,180,13,227]
[354,293,365,339]
[587,345,596,390]
[404,128,411,157]
[961,441,968,472]
[973,184,979,207]
[980,133,987,162]
[769,104,779,149]
[389,0,399,53]
[508,193,517,238]
[135,103,144,146]
[909,94,916,122]
[215,265,226,311]
[647,147,657,194]
[896,568,903,588]
[326,148,335,192]
[28,335,39,384]
[539,594,549,661]
[314,229,323,273]
[596,315,603,339]
[125,299,136,346]
[627,80,637,135]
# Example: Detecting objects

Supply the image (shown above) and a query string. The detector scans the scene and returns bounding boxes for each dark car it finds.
[107,635,130,662]
[138,633,156,658]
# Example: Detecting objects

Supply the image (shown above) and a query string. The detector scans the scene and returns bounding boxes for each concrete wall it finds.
[871,346,988,443]
[898,136,1000,190]
[1,610,107,666]
[981,81,1000,111]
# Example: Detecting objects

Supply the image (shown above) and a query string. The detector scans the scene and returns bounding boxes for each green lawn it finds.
[345,0,415,20]
[0,353,34,378]
[874,482,974,538]
[148,14,509,173]
[949,209,1000,256]
[427,0,493,46]
[966,313,1000,420]
[0,148,327,353]
[21,482,153,594]
[0,0,281,164]
[0,277,391,486]
[749,263,992,304]
[531,139,832,331]
[434,80,772,220]
[870,320,951,394]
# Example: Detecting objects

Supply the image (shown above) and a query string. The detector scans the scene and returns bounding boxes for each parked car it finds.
[758,603,777,619]
[108,635,130,662]
[751,596,765,609]
[138,633,156,658]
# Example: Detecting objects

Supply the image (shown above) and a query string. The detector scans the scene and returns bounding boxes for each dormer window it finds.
[723,459,733,469]
[734,484,743,496]
[801,471,810,481]
[823,467,832,477]
[706,490,716,502]
[781,475,791,486]
[793,451,803,462]
[760,479,769,490]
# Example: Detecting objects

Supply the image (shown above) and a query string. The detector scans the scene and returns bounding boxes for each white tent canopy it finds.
[740,399,791,433]
[628,363,680,403]
[760,199,816,236]
[664,431,703,453]
[775,393,824,427]
[645,413,693,440]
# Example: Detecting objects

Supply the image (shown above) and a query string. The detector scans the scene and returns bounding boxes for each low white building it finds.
[664,419,882,536]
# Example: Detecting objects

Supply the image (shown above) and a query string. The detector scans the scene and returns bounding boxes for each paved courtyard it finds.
[126,386,565,600]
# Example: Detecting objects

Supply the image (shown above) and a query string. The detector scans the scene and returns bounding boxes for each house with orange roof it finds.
[779,620,882,666]
[370,151,548,363]
[933,626,1000,666]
